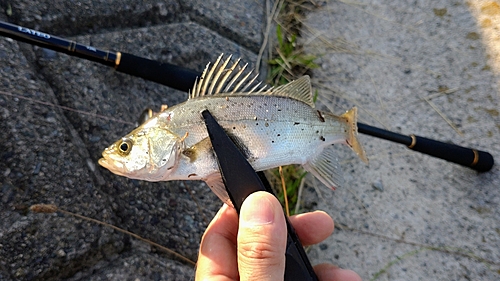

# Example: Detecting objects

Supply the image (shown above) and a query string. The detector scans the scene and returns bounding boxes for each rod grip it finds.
[408,135,494,172]
[284,217,320,281]
[116,52,199,92]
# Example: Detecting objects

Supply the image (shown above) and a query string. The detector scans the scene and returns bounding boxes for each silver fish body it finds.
[99,55,367,203]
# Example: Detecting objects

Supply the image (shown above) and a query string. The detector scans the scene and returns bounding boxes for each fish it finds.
[98,54,368,204]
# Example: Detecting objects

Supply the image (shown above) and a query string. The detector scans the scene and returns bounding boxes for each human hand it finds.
[195,191,362,281]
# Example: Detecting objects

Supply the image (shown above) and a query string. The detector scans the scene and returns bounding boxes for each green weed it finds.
[268,25,319,85]
[266,0,319,215]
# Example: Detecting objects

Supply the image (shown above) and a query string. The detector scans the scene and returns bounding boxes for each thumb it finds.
[237,191,287,281]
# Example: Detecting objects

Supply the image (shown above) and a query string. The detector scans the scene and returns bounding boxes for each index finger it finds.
[289,210,334,246]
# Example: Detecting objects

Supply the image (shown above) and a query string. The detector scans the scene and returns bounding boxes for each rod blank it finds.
[0,21,198,93]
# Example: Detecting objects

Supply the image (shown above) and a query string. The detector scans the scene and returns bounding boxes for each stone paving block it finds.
[1,0,265,52]
[1,0,183,36]
[1,17,259,279]
[180,0,266,52]
[0,34,126,281]
[66,251,193,281]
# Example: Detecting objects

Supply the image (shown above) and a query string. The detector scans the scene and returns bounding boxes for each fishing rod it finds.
[0,21,494,172]
[0,20,198,92]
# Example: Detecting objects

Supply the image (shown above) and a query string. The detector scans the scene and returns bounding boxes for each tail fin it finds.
[341,107,368,163]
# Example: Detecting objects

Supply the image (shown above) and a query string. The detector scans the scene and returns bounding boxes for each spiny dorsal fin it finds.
[189,55,315,108]
[189,54,268,99]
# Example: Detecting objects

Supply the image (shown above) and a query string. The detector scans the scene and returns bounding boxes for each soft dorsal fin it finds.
[189,54,315,108]
[262,76,314,108]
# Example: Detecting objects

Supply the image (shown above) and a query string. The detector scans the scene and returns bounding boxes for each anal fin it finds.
[204,173,233,207]
[303,144,344,190]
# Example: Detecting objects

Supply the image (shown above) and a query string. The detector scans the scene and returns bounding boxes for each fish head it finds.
[98,121,184,181]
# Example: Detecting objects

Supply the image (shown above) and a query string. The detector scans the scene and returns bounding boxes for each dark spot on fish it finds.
[320,136,325,141]
[233,126,236,130]
[277,134,281,136]
[265,122,269,127]
[272,140,275,143]
[317,110,325,122]
[278,109,282,112]
[183,148,197,162]
[294,122,300,125]
[316,130,319,134]
[188,173,197,178]
[256,123,259,126]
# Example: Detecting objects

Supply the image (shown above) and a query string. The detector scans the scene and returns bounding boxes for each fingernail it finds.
[240,193,275,226]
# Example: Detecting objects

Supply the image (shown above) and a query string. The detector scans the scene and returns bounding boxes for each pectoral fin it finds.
[204,173,233,206]
[303,144,344,190]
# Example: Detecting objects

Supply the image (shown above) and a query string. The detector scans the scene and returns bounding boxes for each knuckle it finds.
[238,238,280,263]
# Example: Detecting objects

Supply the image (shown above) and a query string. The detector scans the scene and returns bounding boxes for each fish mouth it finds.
[98,155,128,177]
[98,149,112,168]
[98,151,123,173]
[98,157,110,169]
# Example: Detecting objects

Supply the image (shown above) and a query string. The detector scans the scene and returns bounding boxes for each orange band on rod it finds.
[115,52,122,67]
[471,149,479,166]
[408,134,417,149]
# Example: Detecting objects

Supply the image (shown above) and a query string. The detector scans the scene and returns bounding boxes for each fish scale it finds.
[99,55,368,203]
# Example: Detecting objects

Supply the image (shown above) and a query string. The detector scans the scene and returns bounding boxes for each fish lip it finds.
[98,155,128,177]
[97,157,109,168]
[98,150,119,171]
[98,149,111,167]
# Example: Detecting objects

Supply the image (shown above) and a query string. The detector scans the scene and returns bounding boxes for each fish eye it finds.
[118,139,133,155]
